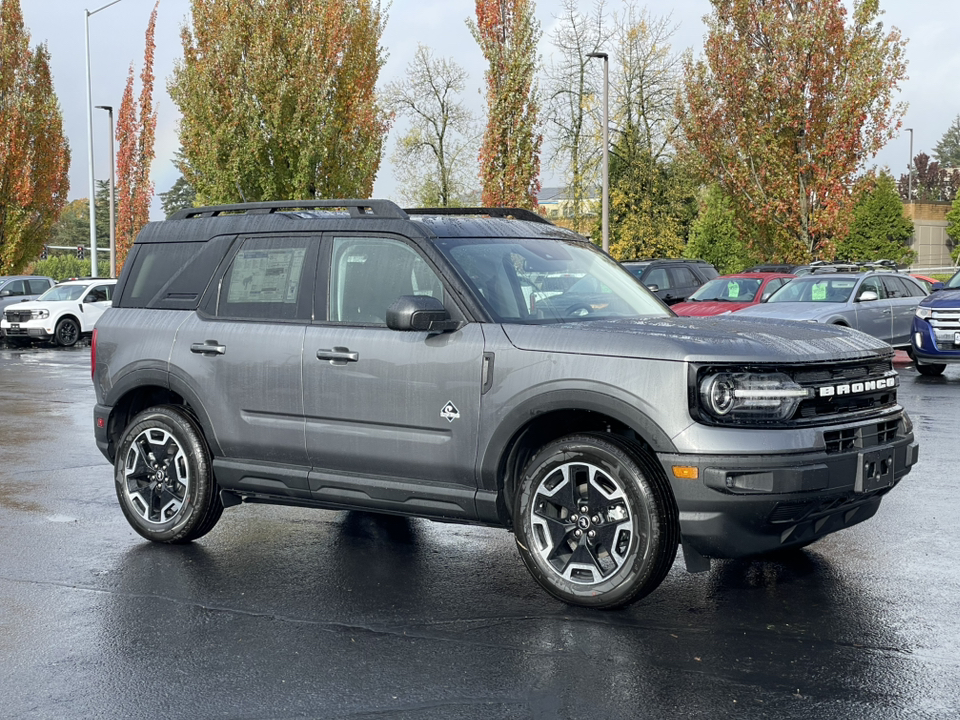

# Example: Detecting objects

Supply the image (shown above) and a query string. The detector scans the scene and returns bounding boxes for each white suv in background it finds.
[1,278,116,347]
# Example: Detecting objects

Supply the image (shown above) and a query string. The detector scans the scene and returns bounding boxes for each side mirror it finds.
[858,290,879,302]
[645,284,660,292]
[0,290,9,297]
[931,282,944,292]
[387,295,461,333]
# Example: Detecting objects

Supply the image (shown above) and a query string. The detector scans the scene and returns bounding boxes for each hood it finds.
[671,300,750,316]
[733,302,841,322]
[921,287,960,309]
[501,315,890,365]
[2,299,44,312]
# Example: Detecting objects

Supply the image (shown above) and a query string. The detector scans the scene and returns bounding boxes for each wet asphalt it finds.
[0,342,958,720]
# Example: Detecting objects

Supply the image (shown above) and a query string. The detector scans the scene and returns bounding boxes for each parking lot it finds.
[1,340,958,719]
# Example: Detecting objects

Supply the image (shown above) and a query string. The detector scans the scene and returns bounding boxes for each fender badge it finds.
[440,401,460,423]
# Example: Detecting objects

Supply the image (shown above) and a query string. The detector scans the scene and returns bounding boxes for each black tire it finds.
[916,361,946,376]
[54,317,80,347]
[115,405,223,543]
[514,433,679,609]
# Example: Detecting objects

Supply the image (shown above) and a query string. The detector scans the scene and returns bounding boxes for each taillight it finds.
[91,327,97,380]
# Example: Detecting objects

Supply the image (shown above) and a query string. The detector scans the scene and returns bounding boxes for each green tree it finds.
[48,183,110,251]
[605,8,695,260]
[384,45,475,208]
[171,0,389,205]
[0,0,70,274]
[934,115,960,169]
[32,254,108,281]
[469,0,542,209]
[679,0,908,259]
[946,194,960,264]
[685,185,750,274]
[835,172,915,265]
[159,175,197,218]
[542,0,608,234]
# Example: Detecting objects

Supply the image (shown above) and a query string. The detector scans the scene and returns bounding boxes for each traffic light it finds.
[40,246,47,260]
[76,245,85,260]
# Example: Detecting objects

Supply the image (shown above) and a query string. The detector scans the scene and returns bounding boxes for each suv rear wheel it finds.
[513,433,679,609]
[115,405,223,543]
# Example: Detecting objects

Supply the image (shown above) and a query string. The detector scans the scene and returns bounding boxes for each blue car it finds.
[911,269,960,376]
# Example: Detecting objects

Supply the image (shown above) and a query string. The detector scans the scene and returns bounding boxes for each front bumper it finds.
[912,317,960,364]
[1,324,52,339]
[661,423,917,559]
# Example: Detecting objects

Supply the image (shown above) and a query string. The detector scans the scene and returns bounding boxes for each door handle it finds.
[190,341,226,355]
[317,347,359,364]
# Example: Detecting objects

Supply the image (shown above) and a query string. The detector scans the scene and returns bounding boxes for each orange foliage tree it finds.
[0,0,70,273]
[679,0,908,261]
[115,3,158,271]
[469,0,542,209]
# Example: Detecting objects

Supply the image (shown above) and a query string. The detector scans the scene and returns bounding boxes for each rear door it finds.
[882,275,923,346]
[169,234,318,467]
[301,234,484,514]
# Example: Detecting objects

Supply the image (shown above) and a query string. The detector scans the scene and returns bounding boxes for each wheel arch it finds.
[102,370,221,464]
[481,390,677,527]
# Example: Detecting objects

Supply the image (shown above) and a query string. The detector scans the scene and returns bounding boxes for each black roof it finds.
[145,200,585,243]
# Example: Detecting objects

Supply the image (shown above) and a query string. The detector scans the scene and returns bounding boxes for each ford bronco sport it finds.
[92,201,918,609]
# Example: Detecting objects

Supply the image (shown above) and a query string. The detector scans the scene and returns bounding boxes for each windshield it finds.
[766,277,855,304]
[37,284,86,302]
[947,271,960,289]
[688,276,762,303]
[435,237,669,324]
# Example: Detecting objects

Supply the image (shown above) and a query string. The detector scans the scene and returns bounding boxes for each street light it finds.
[95,105,116,278]
[906,127,914,204]
[587,51,609,254]
[85,0,125,278]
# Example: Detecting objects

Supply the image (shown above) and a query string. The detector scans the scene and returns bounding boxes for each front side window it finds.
[436,237,669,324]
[85,285,114,303]
[329,236,444,325]
[218,236,311,320]
[1,280,25,296]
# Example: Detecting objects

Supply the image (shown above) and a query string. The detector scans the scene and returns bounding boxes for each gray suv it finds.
[92,201,918,609]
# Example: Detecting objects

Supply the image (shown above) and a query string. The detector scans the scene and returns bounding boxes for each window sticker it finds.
[811,282,827,301]
[727,281,740,298]
[227,247,306,304]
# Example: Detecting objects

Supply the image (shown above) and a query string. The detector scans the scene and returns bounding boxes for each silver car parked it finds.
[735,271,929,349]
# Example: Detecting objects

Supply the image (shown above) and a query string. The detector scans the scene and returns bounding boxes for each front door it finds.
[302,235,484,493]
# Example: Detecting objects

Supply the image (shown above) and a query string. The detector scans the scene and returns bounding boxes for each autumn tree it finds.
[679,0,908,260]
[170,0,389,205]
[934,115,960,169]
[898,152,960,203]
[0,0,70,273]
[835,171,915,265]
[469,0,542,209]
[605,7,696,260]
[384,45,475,207]
[542,0,608,233]
[115,3,158,272]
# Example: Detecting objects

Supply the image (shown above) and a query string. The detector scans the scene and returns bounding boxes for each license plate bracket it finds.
[855,448,895,493]
[10,323,19,330]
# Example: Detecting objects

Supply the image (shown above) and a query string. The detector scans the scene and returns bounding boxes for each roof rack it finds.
[170,199,408,221]
[404,207,553,226]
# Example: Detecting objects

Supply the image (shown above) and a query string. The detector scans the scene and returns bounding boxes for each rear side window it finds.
[117,236,235,309]
[27,279,51,294]
[670,267,699,287]
[216,236,314,321]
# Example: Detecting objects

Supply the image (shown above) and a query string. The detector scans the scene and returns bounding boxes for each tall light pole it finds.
[85,0,125,278]
[95,105,116,278]
[587,51,609,253]
[906,127,914,204]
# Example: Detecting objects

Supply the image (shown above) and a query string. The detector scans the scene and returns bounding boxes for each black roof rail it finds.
[404,206,554,226]
[169,199,408,221]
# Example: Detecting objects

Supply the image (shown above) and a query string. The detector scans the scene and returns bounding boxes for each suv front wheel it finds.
[513,433,679,609]
[115,405,223,543]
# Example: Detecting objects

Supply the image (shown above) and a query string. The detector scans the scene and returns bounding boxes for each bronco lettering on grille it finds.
[818,376,897,397]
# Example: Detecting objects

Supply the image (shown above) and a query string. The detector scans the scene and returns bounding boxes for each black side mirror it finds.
[387,295,462,333]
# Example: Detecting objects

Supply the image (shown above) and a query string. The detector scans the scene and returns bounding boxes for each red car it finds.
[671,272,795,316]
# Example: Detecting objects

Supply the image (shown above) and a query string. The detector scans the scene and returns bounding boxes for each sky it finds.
[18,0,960,221]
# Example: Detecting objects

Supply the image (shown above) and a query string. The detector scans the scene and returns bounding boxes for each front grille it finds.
[4,310,31,323]
[788,359,899,425]
[930,309,960,331]
[823,419,899,454]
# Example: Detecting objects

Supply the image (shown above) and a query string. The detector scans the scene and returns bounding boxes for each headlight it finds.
[30,310,49,320]
[699,371,812,423]
[915,306,932,320]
